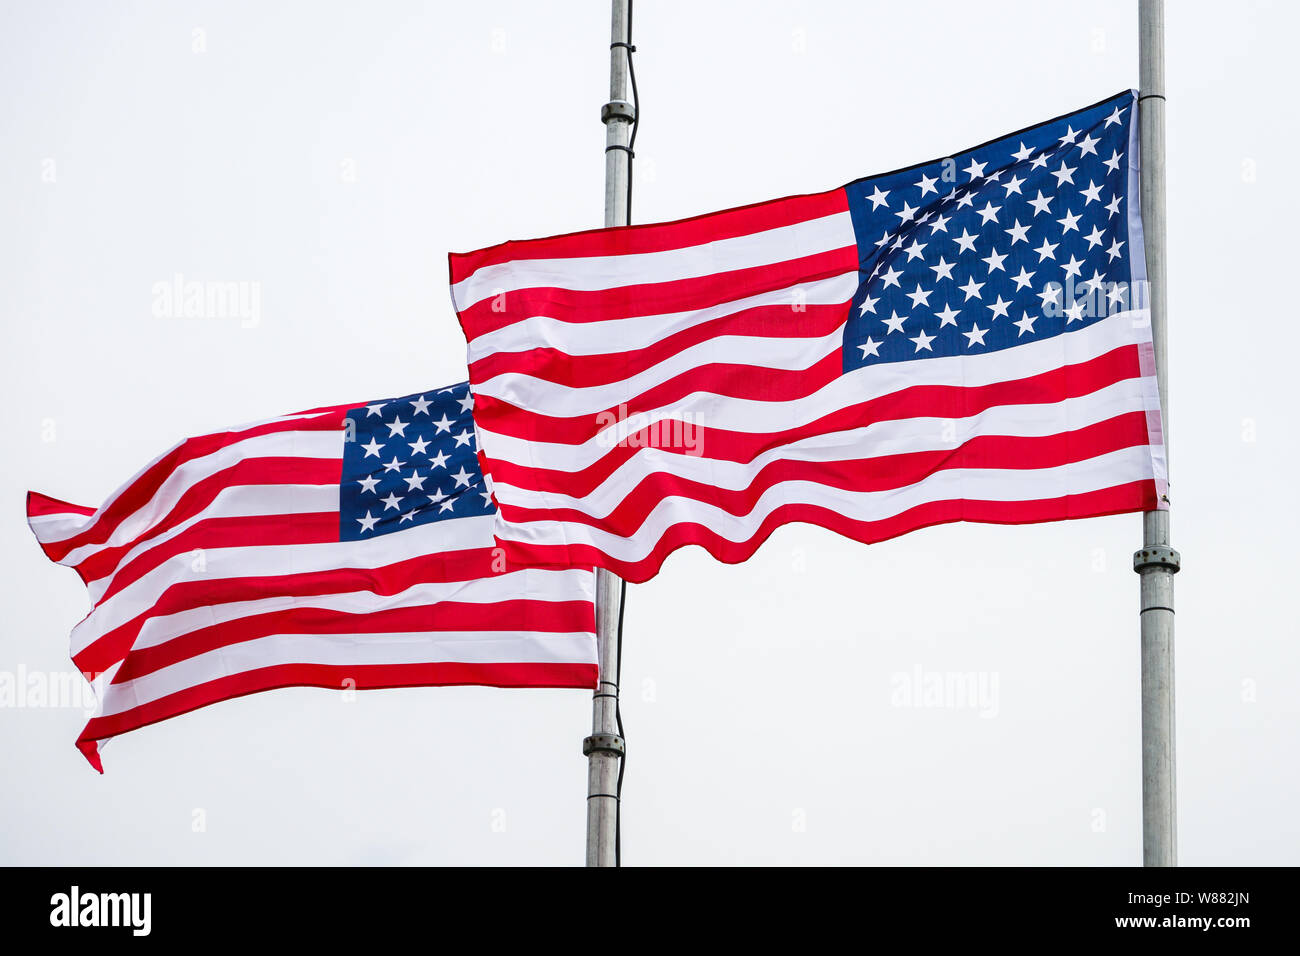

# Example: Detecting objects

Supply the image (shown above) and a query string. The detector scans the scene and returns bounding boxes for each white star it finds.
[1027,190,1053,216]
[480,490,494,507]
[858,336,882,359]
[453,429,474,448]
[1057,209,1081,234]
[858,293,879,315]
[904,239,928,261]
[1083,225,1106,249]
[1106,238,1126,262]
[928,211,951,234]
[963,324,989,347]
[1058,124,1080,146]
[381,491,403,511]
[963,158,987,180]
[382,456,405,473]
[1077,132,1100,157]
[882,310,908,334]
[1004,219,1031,245]
[457,393,474,413]
[1061,255,1085,279]
[403,470,428,491]
[895,200,919,223]
[935,303,961,328]
[986,295,1012,320]
[451,467,473,488]
[910,329,936,352]
[874,230,893,248]
[1014,311,1037,336]
[432,414,453,433]
[866,186,890,209]
[1001,173,1025,196]
[1082,269,1106,295]
[1037,283,1062,308]
[953,228,979,254]
[386,417,409,438]
[356,510,379,533]
[360,437,384,458]
[1107,283,1128,306]
[1012,141,1035,162]
[976,200,1002,224]
[877,265,903,289]
[399,508,421,523]
[1103,150,1123,174]
[439,498,457,514]
[905,284,932,308]
[1104,104,1126,128]
[954,189,976,209]
[981,248,1007,273]
[1105,194,1122,218]
[365,403,386,417]
[1010,266,1036,291]
[408,436,431,455]
[428,449,450,470]
[1065,299,1087,323]
[1051,161,1077,187]
[1079,180,1104,205]
[356,475,379,494]
[1034,237,1059,262]
[929,256,955,281]
[410,395,432,415]
[915,172,939,196]
[1030,152,1049,170]
[426,488,447,505]
[959,276,985,301]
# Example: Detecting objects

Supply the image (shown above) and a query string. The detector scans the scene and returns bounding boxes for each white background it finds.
[2,0,1295,865]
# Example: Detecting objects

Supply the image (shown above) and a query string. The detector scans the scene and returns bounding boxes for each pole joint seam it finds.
[1138,93,1167,102]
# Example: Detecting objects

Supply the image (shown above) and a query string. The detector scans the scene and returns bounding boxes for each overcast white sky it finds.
[2,0,1296,865]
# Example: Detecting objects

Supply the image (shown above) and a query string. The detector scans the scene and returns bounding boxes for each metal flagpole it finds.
[583,0,634,867]
[1136,0,1179,867]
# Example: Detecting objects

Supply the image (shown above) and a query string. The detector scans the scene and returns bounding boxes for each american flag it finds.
[27,384,597,771]
[450,91,1167,583]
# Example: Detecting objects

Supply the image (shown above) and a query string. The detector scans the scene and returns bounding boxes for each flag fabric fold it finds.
[450,90,1166,583]
[27,384,598,771]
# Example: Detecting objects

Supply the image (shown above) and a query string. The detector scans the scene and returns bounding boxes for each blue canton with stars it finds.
[339,383,495,541]
[842,91,1139,372]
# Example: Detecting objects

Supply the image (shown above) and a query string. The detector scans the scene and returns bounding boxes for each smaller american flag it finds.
[27,385,597,771]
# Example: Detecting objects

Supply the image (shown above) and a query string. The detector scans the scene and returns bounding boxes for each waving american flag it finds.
[450,91,1167,583]
[27,385,597,771]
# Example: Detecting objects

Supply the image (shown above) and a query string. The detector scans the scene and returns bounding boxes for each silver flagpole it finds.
[584,0,633,867]
[1136,0,1179,867]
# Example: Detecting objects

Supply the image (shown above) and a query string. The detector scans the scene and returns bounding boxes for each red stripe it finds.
[75,660,599,772]
[26,491,96,518]
[63,457,342,580]
[479,342,1144,451]
[72,549,540,676]
[457,246,858,338]
[42,412,346,562]
[496,480,1158,584]
[449,187,847,279]
[469,302,851,389]
[113,599,599,682]
[85,512,340,604]
[498,413,1153,538]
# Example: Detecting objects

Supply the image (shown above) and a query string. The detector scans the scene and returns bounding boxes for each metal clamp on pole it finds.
[601,99,636,125]
[1133,546,1181,574]
[583,733,627,758]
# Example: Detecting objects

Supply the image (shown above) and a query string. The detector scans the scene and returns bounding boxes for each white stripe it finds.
[95,630,599,718]
[77,484,338,599]
[72,513,501,656]
[467,271,860,362]
[48,429,341,564]
[479,309,1152,458]
[452,211,856,309]
[492,445,1159,563]
[120,569,597,655]
[492,377,1158,518]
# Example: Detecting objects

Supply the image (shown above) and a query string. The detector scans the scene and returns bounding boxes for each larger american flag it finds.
[450,91,1167,583]
[27,385,597,771]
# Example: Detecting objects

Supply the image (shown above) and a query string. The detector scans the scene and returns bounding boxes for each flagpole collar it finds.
[583,733,626,757]
[1133,545,1180,573]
